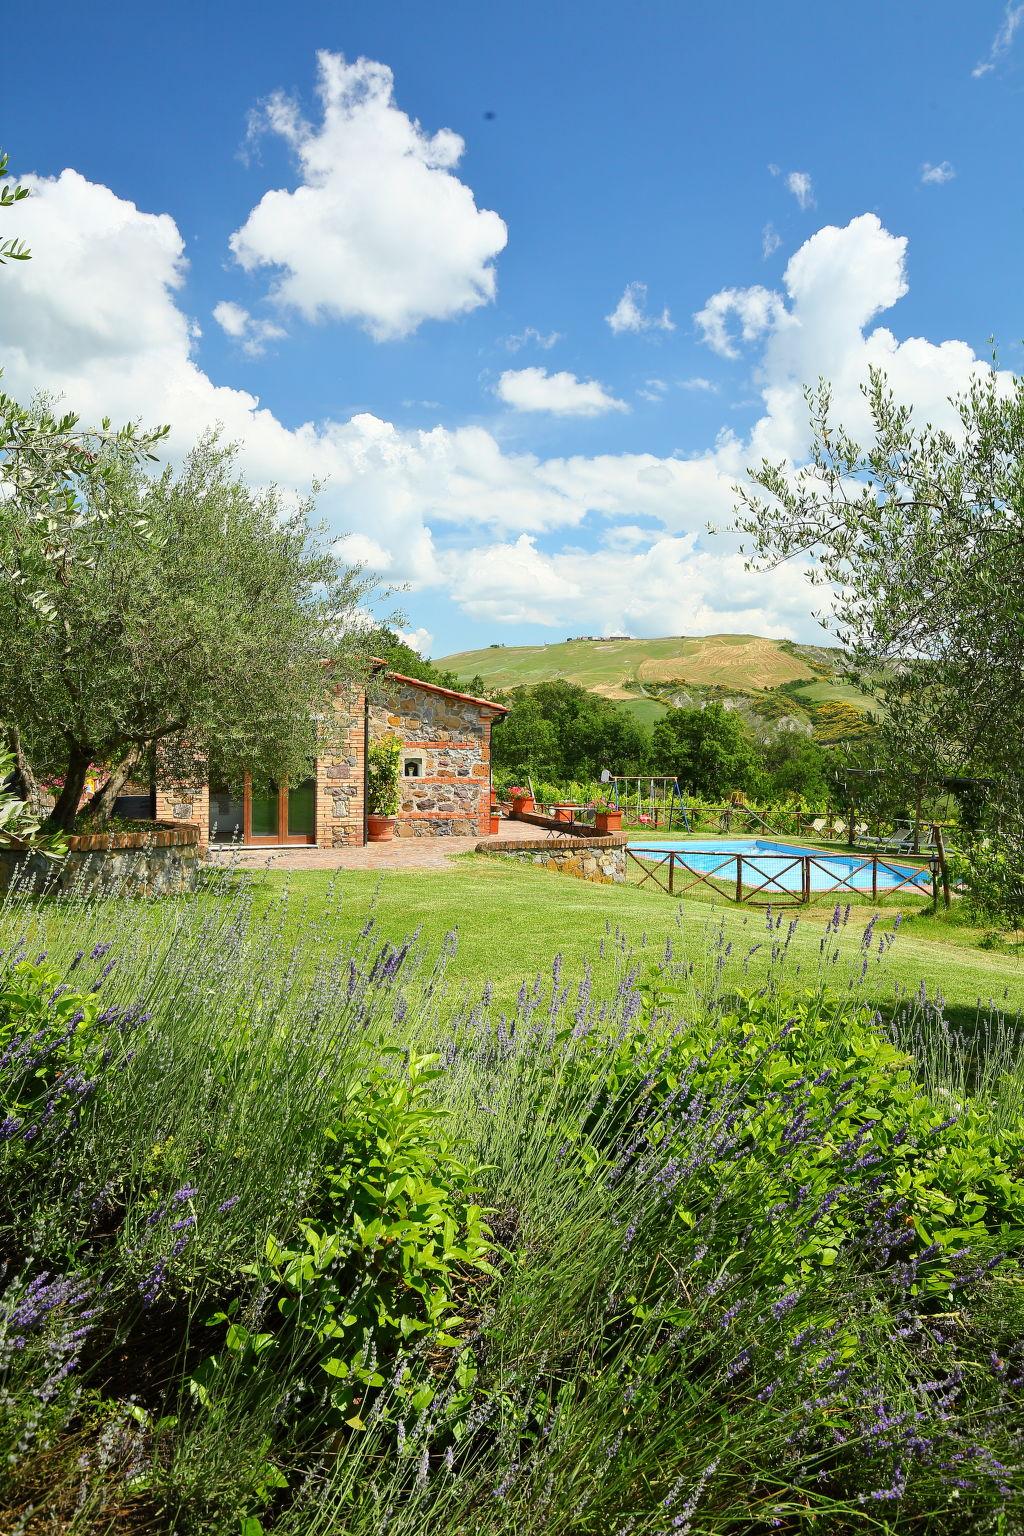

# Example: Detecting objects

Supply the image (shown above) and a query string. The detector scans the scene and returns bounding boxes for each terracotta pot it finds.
[367,814,396,843]
[511,795,534,815]
[488,814,500,835]
[595,809,622,833]
[553,802,576,824]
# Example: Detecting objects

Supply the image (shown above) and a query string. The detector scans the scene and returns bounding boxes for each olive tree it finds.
[1,432,374,832]
[734,366,1024,804]
[0,149,30,264]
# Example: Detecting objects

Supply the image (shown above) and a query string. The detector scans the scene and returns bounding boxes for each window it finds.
[403,755,424,778]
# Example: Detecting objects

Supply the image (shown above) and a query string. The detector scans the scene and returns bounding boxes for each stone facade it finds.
[369,678,497,839]
[155,669,505,849]
[478,835,627,884]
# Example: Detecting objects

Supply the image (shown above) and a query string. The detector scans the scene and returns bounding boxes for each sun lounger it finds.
[861,828,915,855]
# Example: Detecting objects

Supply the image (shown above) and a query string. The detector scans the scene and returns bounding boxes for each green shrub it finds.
[952,823,1024,935]
[193,1048,494,1432]
[367,733,402,817]
[0,955,109,1136]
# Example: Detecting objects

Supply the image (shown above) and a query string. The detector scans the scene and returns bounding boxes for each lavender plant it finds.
[0,867,1022,1532]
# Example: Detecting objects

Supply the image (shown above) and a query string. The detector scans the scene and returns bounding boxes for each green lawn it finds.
[215,855,1024,1029]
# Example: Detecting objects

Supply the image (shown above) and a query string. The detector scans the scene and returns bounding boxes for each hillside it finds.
[440,634,820,692]
[439,633,876,742]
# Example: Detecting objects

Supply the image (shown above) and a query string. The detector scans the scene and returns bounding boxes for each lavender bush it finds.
[0,870,1022,1532]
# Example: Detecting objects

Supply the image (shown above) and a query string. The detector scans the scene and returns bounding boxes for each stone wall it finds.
[477,834,626,884]
[369,680,498,838]
[0,823,202,898]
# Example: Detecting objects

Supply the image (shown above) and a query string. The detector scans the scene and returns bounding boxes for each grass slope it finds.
[440,633,868,712]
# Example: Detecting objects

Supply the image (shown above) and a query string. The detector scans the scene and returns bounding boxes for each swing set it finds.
[604,774,689,831]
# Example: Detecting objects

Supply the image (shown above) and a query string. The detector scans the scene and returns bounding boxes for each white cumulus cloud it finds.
[694,285,788,359]
[762,222,781,258]
[228,50,508,339]
[496,367,628,417]
[397,626,433,655]
[212,300,286,356]
[921,160,956,185]
[0,167,1010,646]
[501,326,561,352]
[605,281,674,334]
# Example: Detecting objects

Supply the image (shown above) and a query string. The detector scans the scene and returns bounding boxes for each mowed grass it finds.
[183,856,1024,1029]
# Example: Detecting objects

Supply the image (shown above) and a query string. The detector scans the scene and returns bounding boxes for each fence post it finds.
[668,852,675,896]
[933,823,952,909]
[801,856,811,904]
[871,858,878,901]
[931,858,939,912]
[735,855,743,904]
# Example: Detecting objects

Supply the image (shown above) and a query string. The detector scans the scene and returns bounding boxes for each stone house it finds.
[154,665,508,849]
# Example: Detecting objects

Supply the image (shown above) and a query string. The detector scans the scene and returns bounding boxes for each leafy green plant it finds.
[951,823,1024,937]
[194,1048,493,1430]
[0,956,103,1132]
[366,733,402,818]
[0,150,30,265]
[0,746,67,860]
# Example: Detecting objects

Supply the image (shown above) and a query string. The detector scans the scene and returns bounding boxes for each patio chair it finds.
[864,827,916,856]
[809,817,827,836]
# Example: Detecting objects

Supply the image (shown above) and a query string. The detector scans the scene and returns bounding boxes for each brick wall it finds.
[316,687,366,847]
[154,779,210,850]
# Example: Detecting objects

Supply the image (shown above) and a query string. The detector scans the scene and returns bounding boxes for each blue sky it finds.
[3,1,1022,656]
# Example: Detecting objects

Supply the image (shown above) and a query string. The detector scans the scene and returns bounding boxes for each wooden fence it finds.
[626,847,938,906]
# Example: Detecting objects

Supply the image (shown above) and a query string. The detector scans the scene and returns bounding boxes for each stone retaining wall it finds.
[476,833,627,884]
[0,823,202,898]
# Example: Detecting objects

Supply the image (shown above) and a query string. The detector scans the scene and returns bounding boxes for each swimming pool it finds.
[627,838,932,895]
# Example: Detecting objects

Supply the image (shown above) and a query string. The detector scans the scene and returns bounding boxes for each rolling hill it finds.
[438,634,876,739]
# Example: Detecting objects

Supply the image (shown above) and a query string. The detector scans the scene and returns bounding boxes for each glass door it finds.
[247,779,281,843]
[285,778,316,842]
[241,776,316,844]
[209,785,245,844]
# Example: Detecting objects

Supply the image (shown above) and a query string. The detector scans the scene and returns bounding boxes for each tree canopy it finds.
[491,681,651,783]
[1,432,373,831]
[650,701,758,797]
[735,367,1024,805]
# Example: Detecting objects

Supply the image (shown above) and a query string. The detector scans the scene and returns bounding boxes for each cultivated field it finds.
[440,633,869,715]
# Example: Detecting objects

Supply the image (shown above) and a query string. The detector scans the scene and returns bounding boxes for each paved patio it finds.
[205,816,579,872]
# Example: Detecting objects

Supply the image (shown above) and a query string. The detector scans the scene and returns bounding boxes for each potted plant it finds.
[367,733,402,842]
[595,806,622,834]
[552,801,577,823]
[508,785,534,816]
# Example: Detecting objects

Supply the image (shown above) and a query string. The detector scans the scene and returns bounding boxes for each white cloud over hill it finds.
[0,166,1006,641]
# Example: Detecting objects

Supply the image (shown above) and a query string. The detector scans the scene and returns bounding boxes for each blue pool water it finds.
[627,838,932,894]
